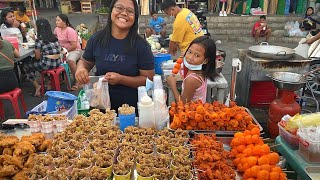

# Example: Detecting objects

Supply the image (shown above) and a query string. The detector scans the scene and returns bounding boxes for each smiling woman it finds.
[75,0,155,112]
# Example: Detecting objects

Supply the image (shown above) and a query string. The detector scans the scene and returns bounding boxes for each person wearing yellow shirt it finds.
[161,0,204,57]
[14,6,31,24]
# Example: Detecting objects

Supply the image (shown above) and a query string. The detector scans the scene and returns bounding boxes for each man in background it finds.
[161,0,204,57]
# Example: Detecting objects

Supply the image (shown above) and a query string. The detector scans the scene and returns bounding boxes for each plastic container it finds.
[55,120,68,132]
[3,36,19,51]
[119,113,136,131]
[41,121,53,133]
[138,95,155,128]
[154,53,171,75]
[45,91,77,112]
[298,129,320,163]
[29,100,77,120]
[77,90,90,117]
[27,121,41,132]
[278,122,299,150]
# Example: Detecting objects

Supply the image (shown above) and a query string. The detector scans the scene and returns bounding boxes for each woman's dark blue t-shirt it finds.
[82,34,154,111]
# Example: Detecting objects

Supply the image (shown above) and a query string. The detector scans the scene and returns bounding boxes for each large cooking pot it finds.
[249,42,295,60]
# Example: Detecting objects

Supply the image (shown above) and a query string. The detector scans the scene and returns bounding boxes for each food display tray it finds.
[167,108,263,135]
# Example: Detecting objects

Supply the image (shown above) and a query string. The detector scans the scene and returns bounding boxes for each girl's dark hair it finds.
[18,6,27,13]
[0,8,14,27]
[184,36,218,81]
[36,18,58,43]
[95,0,144,49]
[57,14,74,29]
[305,7,314,16]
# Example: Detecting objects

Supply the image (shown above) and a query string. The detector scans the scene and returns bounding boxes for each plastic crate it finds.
[278,122,299,150]
[30,100,77,120]
[298,129,320,164]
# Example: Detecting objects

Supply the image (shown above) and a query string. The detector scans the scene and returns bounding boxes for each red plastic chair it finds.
[40,66,71,96]
[0,88,27,119]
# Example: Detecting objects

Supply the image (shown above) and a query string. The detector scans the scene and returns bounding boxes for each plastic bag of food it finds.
[85,77,111,109]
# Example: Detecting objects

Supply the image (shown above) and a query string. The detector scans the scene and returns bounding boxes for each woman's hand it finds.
[166,74,177,88]
[104,72,122,85]
[75,68,90,84]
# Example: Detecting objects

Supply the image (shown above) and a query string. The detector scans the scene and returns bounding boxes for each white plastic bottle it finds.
[138,95,155,128]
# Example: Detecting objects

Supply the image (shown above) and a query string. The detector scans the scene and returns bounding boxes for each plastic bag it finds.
[288,21,304,37]
[85,77,111,109]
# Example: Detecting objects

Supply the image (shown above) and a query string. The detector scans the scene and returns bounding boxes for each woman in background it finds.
[54,14,82,91]
[300,7,320,35]
[0,8,23,43]
[24,18,62,97]
[0,38,20,93]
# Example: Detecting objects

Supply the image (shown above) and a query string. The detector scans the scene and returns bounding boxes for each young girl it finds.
[300,7,320,33]
[167,36,218,103]
[23,18,62,97]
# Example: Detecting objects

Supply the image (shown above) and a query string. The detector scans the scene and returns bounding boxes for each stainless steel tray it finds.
[167,108,263,135]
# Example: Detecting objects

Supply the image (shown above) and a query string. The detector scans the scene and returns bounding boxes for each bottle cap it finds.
[140,95,152,105]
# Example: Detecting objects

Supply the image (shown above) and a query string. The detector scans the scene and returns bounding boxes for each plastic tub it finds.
[154,53,171,75]
[119,113,136,131]
[27,121,41,132]
[278,122,299,150]
[45,91,77,112]
[298,129,320,164]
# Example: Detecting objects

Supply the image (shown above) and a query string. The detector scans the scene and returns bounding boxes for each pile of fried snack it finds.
[24,109,195,179]
[0,132,52,179]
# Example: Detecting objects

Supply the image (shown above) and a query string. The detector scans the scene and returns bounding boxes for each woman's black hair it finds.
[57,14,74,29]
[0,8,14,27]
[184,36,218,81]
[36,18,58,43]
[305,7,314,17]
[95,0,144,49]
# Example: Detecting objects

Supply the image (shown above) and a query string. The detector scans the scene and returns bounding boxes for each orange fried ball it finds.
[257,170,270,180]
[268,152,280,165]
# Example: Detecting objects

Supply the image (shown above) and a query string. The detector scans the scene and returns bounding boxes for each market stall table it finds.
[236,49,312,107]
[276,136,313,180]
[14,45,35,86]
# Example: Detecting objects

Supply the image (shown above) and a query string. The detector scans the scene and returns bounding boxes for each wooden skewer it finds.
[269,144,281,148]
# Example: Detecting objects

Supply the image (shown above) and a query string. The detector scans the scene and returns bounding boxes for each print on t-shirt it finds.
[105,54,126,63]
[186,12,202,35]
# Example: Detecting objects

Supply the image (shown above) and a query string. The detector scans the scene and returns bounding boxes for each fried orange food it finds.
[37,139,52,152]
[0,155,24,169]
[0,136,19,148]
[24,153,35,168]
[13,141,35,156]
[2,147,13,156]
[21,133,45,147]
[0,164,19,177]
[12,169,29,180]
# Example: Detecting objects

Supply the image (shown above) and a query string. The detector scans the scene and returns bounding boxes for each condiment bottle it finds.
[138,95,155,128]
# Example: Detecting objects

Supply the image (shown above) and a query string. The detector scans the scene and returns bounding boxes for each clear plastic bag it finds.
[84,77,111,109]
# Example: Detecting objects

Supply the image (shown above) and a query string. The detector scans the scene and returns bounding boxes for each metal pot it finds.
[266,72,306,91]
[249,42,295,60]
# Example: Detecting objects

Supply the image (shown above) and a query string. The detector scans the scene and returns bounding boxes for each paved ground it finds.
[2,8,317,138]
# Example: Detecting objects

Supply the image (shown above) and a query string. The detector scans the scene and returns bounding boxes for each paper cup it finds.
[101,165,113,177]
[113,169,131,180]
[119,113,135,132]
[137,173,153,180]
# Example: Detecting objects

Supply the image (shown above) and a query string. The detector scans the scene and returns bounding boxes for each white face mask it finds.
[183,57,203,70]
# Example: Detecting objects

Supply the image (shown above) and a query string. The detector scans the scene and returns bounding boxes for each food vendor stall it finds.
[236,49,311,107]
[0,71,300,180]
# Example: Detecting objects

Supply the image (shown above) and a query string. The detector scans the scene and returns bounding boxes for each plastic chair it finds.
[0,88,27,119]
[40,66,71,96]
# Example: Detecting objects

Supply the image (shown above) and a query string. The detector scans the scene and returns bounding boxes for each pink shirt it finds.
[182,73,207,103]
[54,26,81,50]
